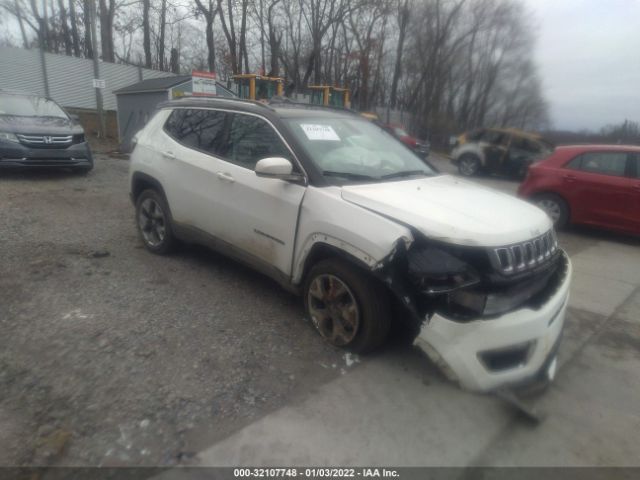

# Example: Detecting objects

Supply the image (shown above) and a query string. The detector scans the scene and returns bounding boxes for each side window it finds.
[567,152,628,177]
[163,109,229,155]
[631,153,640,178]
[224,113,292,170]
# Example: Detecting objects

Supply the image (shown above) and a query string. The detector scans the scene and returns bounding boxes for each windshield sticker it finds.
[300,124,341,141]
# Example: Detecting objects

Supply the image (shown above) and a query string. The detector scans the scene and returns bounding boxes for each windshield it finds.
[0,94,68,118]
[284,116,435,184]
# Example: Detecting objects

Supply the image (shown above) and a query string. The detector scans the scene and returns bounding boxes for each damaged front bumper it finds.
[415,253,571,392]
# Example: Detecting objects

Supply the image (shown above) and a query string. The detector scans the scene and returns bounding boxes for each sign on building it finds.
[192,70,217,96]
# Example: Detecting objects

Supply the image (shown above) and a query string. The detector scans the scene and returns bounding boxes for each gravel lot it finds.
[2,154,639,468]
[0,155,348,466]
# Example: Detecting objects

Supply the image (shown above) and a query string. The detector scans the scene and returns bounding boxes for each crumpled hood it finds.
[0,115,83,135]
[341,175,552,247]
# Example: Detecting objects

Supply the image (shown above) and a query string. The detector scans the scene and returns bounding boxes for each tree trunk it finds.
[98,0,115,62]
[42,0,50,51]
[390,0,409,109]
[68,0,81,56]
[14,0,29,48]
[142,0,151,68]
[170,47,180,74]
[58,0,72,55]
[158,0,167,70]
[205,16,216,72]
[83,0,93,58]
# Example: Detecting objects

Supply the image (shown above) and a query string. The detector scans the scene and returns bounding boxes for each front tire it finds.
[457,153,481,176]
[304,258,391,353]
[135,189,177,254]
[534,193,569,229]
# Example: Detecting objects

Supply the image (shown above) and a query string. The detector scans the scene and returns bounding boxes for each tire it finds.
[457,153,481,176]
[304,258,391,354]
[533,193,569,229]
[135,189,177,254]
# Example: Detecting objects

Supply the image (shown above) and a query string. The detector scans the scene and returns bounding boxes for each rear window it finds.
[566,151,628,177]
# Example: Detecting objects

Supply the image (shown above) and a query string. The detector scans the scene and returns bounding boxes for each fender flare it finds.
[292,234,384,285]
[131,171,168,204]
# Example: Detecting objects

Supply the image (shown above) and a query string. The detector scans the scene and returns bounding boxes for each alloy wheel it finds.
[307,274,360,346]
[138,198,166,247]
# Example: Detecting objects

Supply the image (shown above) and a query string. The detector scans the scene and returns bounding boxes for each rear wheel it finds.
[135,189,177,254]
[458,153,481,176]
[534,193,569,229]
[304,258,391,353]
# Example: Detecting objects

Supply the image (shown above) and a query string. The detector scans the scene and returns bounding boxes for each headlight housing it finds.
[406,246,480,294]
[0,132,20,143]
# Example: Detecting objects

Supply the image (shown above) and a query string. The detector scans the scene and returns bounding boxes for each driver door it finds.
[211,112,307,277]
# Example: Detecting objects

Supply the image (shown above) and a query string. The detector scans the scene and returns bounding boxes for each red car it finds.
[518,145,640,235]
[383,124,430,158]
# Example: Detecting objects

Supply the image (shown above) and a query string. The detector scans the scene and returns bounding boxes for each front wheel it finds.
[457,154,480,176]
[304,258,391,353]
[534,193,569,229]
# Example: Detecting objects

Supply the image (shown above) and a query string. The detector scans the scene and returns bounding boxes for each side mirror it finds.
[69,113,80,123]
[255,157,305,183]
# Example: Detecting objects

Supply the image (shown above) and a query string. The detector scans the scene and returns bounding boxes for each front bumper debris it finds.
[414,253,572,392]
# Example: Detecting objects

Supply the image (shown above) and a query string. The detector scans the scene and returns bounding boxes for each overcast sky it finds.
[524,0,640,131]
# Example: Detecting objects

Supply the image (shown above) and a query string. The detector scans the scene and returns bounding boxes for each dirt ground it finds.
[0,155,348,466]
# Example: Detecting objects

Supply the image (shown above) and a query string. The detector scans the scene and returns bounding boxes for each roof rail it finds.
[160,95,275,111]
[268,96,358,115]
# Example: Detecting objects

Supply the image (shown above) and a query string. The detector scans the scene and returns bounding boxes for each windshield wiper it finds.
[380,170,430,180]
[322,171,378,181]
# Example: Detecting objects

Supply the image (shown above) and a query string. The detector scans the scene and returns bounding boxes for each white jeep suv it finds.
[129,97,572,392]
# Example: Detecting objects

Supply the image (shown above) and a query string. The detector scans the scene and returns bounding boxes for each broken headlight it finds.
[448,268,554,318]
[407,246,480,294]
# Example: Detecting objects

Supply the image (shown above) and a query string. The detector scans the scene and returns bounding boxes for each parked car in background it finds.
[451,127,553,178]
[518,145,640,236]
[129,97,571,392]
[0,90,93,172]
[384,124,430,158]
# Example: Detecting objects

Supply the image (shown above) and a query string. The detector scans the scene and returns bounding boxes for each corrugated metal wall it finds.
[0,47,174,111]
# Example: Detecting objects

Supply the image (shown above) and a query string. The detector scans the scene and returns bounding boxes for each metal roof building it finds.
[114,75,235,151]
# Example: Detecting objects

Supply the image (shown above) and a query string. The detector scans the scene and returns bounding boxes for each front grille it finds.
[17,134,73,147]
[488,230,558,275]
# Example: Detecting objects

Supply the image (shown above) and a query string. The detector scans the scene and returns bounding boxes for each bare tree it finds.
[68,0,81,55]
[194,0,217,72]
[158,0,167,69]
[389,0,409,108]
[142,0,151,67]
[98,0,116,62]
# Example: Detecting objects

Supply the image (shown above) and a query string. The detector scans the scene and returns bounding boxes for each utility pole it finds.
[88,0,105,138]
[38,41,50,98]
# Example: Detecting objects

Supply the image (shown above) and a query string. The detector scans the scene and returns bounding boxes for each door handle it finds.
[633,185,640,192]
[216,171,235,183]
[563,174,576,182]
[163,150,176,160]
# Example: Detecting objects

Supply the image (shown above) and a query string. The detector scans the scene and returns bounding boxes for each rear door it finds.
[563,151,636,230]
[160,108,230,237]
[209,112,307,277]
